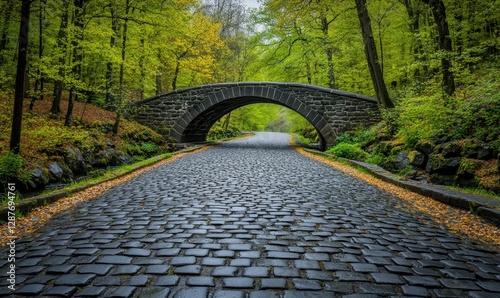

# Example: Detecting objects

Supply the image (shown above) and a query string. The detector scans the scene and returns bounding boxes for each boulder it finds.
[58,162,74,182]
[373,140,404,155]
[65,148,90,175]
[425,154,461,174]
[440,141,462,158]
[31,168,49,188]
[430,174,456,186]
[106,140,116,148]
[415,140,434,156]
[394,152,410,170]
[408,151,426,167]
[49,162,64,181]
[119,154,134,165]
[105,148,121,166]
[91,150,110,168]
[439,157,462,174]
[457,158,481,176]
[461,139,493,159]
[477,146,493,160]
[461,139,483,158]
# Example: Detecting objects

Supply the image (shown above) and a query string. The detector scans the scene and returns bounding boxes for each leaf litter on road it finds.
[296,147,500,250]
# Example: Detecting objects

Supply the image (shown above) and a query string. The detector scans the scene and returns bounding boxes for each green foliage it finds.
[207,126,241,141]
[123,142,162,159]
[396,94,452,147]
[352,127,377,146]
[334,126,377,147]
[334,133,352,145]
[395,67,500,149]
[28,124,93,152]
[0,152,24,178]
[140,143,158,157]
[365,153,385,166]
[326,143,368,161]
[398,165,415,178]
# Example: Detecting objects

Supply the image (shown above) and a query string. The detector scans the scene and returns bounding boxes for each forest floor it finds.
[0,96,166,169]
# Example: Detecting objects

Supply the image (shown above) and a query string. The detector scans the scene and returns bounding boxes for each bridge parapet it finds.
[131,82,381,149]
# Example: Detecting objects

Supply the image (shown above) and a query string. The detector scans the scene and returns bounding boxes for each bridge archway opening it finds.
[208,103,320,145]
[177,96,328,149]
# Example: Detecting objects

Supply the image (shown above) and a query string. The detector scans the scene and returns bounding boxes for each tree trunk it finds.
[402,0,427,79]
[64,90,75,126]
[30,1,45,111]
[320,17,336,89]
[64,0,85,127]
[139,38,145,100]
[113,0,131,135]
[10,0,31,154]
[0,1,13,64]
[105,5,119,108]
[419,0,455,96]
[172,60,180,90]
[38,0,44,102]
[172,49,188,91]
[354,0,394,109]
[51,0,69,115]
[155,74,162,94]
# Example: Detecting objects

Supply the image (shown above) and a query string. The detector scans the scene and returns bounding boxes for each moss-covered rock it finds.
[429,174,457,186]
[373,140,404,156]
[415,140,435,156]
[408,150,426,167]
[65,147,90,175]
[394,152,410,170]
[440,141,462,158]
[425,154,461,174]
[30,168,50,189]
[457,158,481,176]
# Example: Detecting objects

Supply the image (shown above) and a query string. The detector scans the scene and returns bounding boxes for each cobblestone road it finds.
[1,132,500,297]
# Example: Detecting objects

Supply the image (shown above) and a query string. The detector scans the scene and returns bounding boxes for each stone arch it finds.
[131,82,381,150]
[170,85,335,149]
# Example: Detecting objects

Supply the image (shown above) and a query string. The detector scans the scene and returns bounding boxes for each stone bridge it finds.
[131,82,381,149]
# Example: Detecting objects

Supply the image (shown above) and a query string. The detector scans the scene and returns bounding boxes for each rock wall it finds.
[389,139,500,193]
[13,142,134,193]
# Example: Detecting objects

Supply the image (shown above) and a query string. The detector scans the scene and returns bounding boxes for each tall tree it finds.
[64,0,85,127]
[0,0,13,64]
[51,0,70,115]
[112,0,131,134]
[105,0,119,108]
[400,0,427,79]
[30,0,46,110]
[419,0,455,96]
[202,0,251,82]
[354,0,394,108]
[10,0,31,154]
[264,0,346,88]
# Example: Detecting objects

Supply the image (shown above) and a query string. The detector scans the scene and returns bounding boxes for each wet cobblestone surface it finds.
[1,132,499,297]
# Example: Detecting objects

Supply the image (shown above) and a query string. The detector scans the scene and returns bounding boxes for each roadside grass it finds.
[444,185,500,200]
